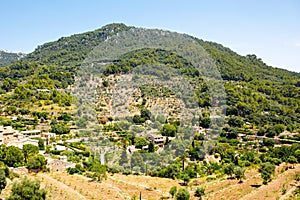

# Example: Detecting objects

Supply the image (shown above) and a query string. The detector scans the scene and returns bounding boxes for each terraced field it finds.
[1,164,298,200]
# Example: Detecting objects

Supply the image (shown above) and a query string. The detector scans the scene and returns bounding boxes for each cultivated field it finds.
[1,163,299,200]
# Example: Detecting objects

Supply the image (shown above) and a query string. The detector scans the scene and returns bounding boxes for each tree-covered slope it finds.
[25,23,131,67]
[0,23,299,136]
[0,50,25,67]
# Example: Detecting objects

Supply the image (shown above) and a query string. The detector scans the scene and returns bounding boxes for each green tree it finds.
[0,169,6,193]
[76,118,87,128]
[0,145,7,161]
[5,106,17,115]
[257,128,265,136]
[199,117,211,128]
[273,124,285,134]
[228,116,243,127]
[57,112,73,121]
[148,142,155,153]
[175,188,190,200]
[134,137,149,149]
[5,146,24,167]
[223,163,235,178]
[287,156,297,168]
[180,172,190,186]
[1,78,17,92]
[23,144,39,163]
[162,124,177,137]
[8,177,46,200]
[233,166,245,182]
[265,126,277,138]
[119,150,129,167]
[262,138,274,148]
[130,152,145,173]
[194,187,205,200]
[295,149,300,162]
[169,186,177,198]
[38,138,45,150]
[27,155,47,171]
[51,122,70,134]
[213,143,235,160]
[90,161,107,182]
[179,153,188,171]
[259,162,275,184]
[140,108,151,121]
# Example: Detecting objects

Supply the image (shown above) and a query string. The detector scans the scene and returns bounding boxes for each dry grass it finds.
[42,172,125,200]
[242,164,300,200]
[1,164,298,200]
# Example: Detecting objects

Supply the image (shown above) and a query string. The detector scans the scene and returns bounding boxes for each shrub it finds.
[175,188,190,200]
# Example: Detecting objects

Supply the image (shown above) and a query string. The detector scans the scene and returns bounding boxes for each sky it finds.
[1,0,300,72]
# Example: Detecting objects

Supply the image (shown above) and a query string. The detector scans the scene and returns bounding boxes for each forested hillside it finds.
[0,50,25,67]
[0,23,299,136]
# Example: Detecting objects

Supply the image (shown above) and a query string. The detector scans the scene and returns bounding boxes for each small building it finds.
[6,138,39,149]
[1,126,16,136]
[47,159,75,172]
[147,134,165,147]
[0,126,19,141]
[20,130,41,137]
[127,145,140,154]
[55,145,67,151]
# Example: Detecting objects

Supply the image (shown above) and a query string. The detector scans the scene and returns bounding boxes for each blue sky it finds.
[1,0,300,72]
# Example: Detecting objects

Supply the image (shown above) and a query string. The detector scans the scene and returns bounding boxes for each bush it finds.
[161,124,177,137]
[51,121,70,134]
[175,188,190,200]
[262,138,274,147]
[194,187,205,199]
[27,155,47,171]
[259,162,275,184]
[8,177,46,200]
[169,186,177,198]
[0,169,7,193]
[67,167,80,175]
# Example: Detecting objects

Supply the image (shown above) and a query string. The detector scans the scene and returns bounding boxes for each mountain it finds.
[0,23,299,200]
[0,23,299,137]
[0,50,25,67]
[25,23,131,67]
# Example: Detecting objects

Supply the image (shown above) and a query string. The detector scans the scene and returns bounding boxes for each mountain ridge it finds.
[22,23,300,80]
[0,50,25,67]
